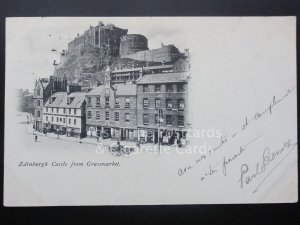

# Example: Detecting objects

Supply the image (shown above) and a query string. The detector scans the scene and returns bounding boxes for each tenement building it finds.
[33,76,68,132]
[136,72,189,145]
[42,86,86,138]
[85,68,137,141]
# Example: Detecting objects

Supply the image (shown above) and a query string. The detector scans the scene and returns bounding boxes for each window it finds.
[69,108,71,114]
[69,118,71,124]
[37,100,40,107]
[166,99,172,110]
[177,84,184,92]
[155,84,161,92]
[46,116,48,121]
[74,119,76,125]
[114,112,119,122]
[56,117,59,122]
[178,99,185,110]
[68,97,74,105]
[105,97,110,108]
[143,85,148,93]
[51,116,53,122]
[155,98,161,109]
[46,107,48,112]
[74,109,77,115]
[96,97,100,107]
[37,111,40,117]
[37,87,41,96]
[105,111,109,121]
[51,108,54,113]
[96,111,100,120]
[87,97,91,105]
[87,111,91,119]
[63,108,66,114]
[166,115,172,126]
[166,84,173,93]
[155,114,159,124]
[178,115,184,126]
[143,114,149,125]
[95,30,99,45]
[125,113,130,122]
[115,97,120,108]
[56,108,59,113]
[60,118,62,122]
[125,97,130,108]
[143,98,149,109]
[63,118,65,123]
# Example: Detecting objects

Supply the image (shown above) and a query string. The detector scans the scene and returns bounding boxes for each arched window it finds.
[37,87,41,96]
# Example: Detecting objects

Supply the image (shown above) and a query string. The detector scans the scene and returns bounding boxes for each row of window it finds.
[143,114,184,127]
[45,116,77,125]
[143,84,184,93]
[86,110,185,126]
[45,107,78,115]
[87,96,131,109]
[87,111,130,122]
[143,98,184,110]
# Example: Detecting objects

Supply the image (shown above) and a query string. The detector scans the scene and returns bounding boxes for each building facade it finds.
[136,72,189,145]
[42,91,86,138]
[32,76,68,132]
[120,34,149,56]
[120,43,181,63]
[85,68,138,141]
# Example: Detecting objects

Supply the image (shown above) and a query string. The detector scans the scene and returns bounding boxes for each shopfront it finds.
[139,128,187,145]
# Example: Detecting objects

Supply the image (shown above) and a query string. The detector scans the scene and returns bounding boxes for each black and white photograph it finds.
[4,17,297,206]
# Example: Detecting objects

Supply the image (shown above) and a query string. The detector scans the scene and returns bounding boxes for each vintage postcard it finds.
[4,17,297,206]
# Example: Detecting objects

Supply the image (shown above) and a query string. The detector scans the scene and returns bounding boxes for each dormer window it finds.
[50,97,56,104]
[67,97,75,105]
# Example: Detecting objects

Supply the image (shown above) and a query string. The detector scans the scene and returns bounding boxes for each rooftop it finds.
[45,92,86,108]
[87,83,136,96]
[137,72,189,84]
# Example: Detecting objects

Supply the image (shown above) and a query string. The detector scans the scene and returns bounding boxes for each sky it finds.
[6,17,189,90]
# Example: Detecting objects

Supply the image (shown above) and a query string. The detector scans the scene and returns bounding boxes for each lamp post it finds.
[158,108,163,155]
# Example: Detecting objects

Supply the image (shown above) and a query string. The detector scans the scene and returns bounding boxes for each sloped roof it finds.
[87,83,136,96]
[86,85,107,95]
[44,92,86,108]
[137,72,188,84]
[114,83,136,96]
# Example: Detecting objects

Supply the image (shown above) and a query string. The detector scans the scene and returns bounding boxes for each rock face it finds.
[54,22,128,87]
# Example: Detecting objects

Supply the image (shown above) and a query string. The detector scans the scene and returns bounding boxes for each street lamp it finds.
[158,107,164,155]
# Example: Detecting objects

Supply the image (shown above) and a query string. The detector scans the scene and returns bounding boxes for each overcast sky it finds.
[6,17,189,90]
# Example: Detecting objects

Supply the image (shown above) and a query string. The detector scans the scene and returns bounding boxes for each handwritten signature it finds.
[238,139,297,193]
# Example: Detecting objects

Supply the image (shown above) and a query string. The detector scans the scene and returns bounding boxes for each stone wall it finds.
[121,44,181,63]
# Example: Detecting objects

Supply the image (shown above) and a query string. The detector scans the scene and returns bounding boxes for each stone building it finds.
[85,68,137,141]
[120,34,148,56]
[42,91,86,138]
[120,43,181,63]
[32,76,68,132]
[67,21,128,58]
[136,72,189,145]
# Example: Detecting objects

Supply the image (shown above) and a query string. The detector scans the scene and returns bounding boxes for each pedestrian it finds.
[117,140,121,152]
[35,134,38,142]
[97,135,100,142]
